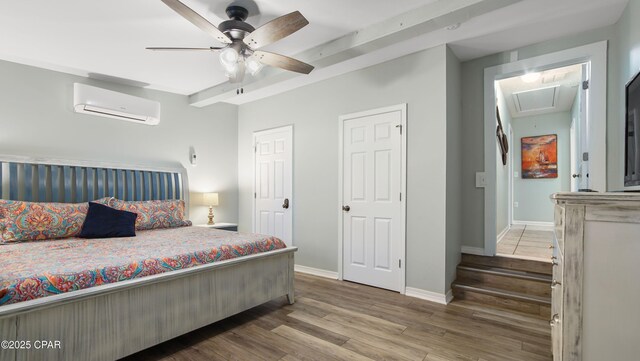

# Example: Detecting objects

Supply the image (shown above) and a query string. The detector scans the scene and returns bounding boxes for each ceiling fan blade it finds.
[161,0,232,44]
[146,47,224,51]
[243,11,309,49]
[253,51,314,74]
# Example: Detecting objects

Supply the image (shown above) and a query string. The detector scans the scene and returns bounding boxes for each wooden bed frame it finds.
[0,156,297,361]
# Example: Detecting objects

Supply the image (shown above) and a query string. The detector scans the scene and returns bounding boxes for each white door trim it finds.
[507,124,514,228]
[252,125,294,244]
[483,41,607,256]
[337,103,407,294]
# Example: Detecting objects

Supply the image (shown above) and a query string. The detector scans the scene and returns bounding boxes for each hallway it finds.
[497,225,554,262]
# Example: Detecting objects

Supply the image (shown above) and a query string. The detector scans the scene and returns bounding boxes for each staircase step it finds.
[453,283,550,305]
[452,283,551,318]
[457,264,551,282]
[451,299,551,324]
[461,254,552,275]
[456,265,551,298]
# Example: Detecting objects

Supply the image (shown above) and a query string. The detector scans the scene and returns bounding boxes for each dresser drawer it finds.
[551,236,563,360]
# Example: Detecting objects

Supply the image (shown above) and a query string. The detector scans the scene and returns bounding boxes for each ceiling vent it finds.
[512,85,560,113]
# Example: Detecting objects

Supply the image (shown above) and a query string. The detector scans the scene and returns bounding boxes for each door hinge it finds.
[399,192,402,201]
[399,259,402,268]
[396,124,403,134]
[254,192,257,198]
[582,80,589,90]
[254,143,258,153]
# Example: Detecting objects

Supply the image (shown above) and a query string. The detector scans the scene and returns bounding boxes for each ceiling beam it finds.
[189,0,522,107]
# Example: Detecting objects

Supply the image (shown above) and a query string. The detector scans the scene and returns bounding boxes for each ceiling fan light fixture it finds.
[220,47,239,67]
[246,55,264,76]
[151,1,314,84]
[223,64,238,77]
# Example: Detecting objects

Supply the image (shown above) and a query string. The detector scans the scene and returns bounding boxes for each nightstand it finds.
[195,223,238,231]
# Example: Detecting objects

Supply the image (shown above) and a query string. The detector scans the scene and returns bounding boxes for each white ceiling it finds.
[497,64,582,119]
[0,0,436,95]
[0,0,629,99]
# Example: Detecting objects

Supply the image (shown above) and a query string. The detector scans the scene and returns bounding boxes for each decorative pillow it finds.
[111,199,191,231]
[93,197,116,208]
[0,200,89,243]
[79,202,137,239]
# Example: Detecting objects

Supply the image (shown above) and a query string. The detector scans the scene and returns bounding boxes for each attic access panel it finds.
[512,85,560,113]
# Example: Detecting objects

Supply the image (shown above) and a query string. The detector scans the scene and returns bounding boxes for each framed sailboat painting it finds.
[521,134,558,179]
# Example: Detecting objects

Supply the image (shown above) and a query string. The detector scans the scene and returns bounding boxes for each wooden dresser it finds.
[551,192,640,361]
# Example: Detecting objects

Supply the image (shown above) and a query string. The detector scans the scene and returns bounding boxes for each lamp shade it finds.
[202,192,219,206]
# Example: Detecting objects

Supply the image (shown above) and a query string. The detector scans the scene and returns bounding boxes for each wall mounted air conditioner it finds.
[73,83,161,125]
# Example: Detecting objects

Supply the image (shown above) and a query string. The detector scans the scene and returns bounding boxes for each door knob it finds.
[342,205,350,212]
[282,198,289,209]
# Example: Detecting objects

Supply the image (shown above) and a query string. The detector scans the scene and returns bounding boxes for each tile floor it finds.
[497,225,554,262]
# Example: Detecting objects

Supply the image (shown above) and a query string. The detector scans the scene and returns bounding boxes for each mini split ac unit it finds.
[73,83,161,125]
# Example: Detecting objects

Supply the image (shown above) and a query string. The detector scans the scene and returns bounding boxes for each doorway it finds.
[494,63,585,261]
[483,41,607,257]
[253,125,293,246]
[338,104,407,292]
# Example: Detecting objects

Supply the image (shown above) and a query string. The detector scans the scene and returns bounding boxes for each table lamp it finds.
[202,192,219,225]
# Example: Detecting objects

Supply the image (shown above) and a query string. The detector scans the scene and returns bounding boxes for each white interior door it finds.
[254,126,293,246]
[341,105,405,292]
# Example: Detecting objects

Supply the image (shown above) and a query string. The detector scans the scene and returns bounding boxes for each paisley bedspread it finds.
[0,226,286,306]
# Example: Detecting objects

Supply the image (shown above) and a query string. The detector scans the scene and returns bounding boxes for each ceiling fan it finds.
[148,0,314,84]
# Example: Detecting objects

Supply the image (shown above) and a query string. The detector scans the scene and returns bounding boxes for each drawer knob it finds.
[551,280,562,288]
[549,314,560,327]
[548,244,554,249]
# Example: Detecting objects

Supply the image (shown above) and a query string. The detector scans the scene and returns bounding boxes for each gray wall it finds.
[445,47,463,290]
[460,24,620,249]
[512,112,571,223]
[0,59,239,223]
[238,44,457,294]
[495,85,512,234]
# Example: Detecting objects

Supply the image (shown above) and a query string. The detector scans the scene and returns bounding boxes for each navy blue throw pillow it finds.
[80,202,137,238]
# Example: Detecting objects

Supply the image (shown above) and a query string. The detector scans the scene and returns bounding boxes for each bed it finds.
[0,156,296,361]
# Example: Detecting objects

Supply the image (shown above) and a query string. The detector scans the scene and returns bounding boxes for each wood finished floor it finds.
[497,225,554,262]
[122,273,552,361]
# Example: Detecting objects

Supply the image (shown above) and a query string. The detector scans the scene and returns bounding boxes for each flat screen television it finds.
[625,70,640,189]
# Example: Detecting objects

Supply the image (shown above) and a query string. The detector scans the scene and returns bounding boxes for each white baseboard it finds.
[512,220,554,230]
[461,246,486,255]
[405,287,452,305]
[294,265,338,279]
[297,266,454,305]
[496,226,510,243]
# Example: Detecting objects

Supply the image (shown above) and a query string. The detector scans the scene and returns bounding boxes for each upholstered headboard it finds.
[0,155,189,214]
